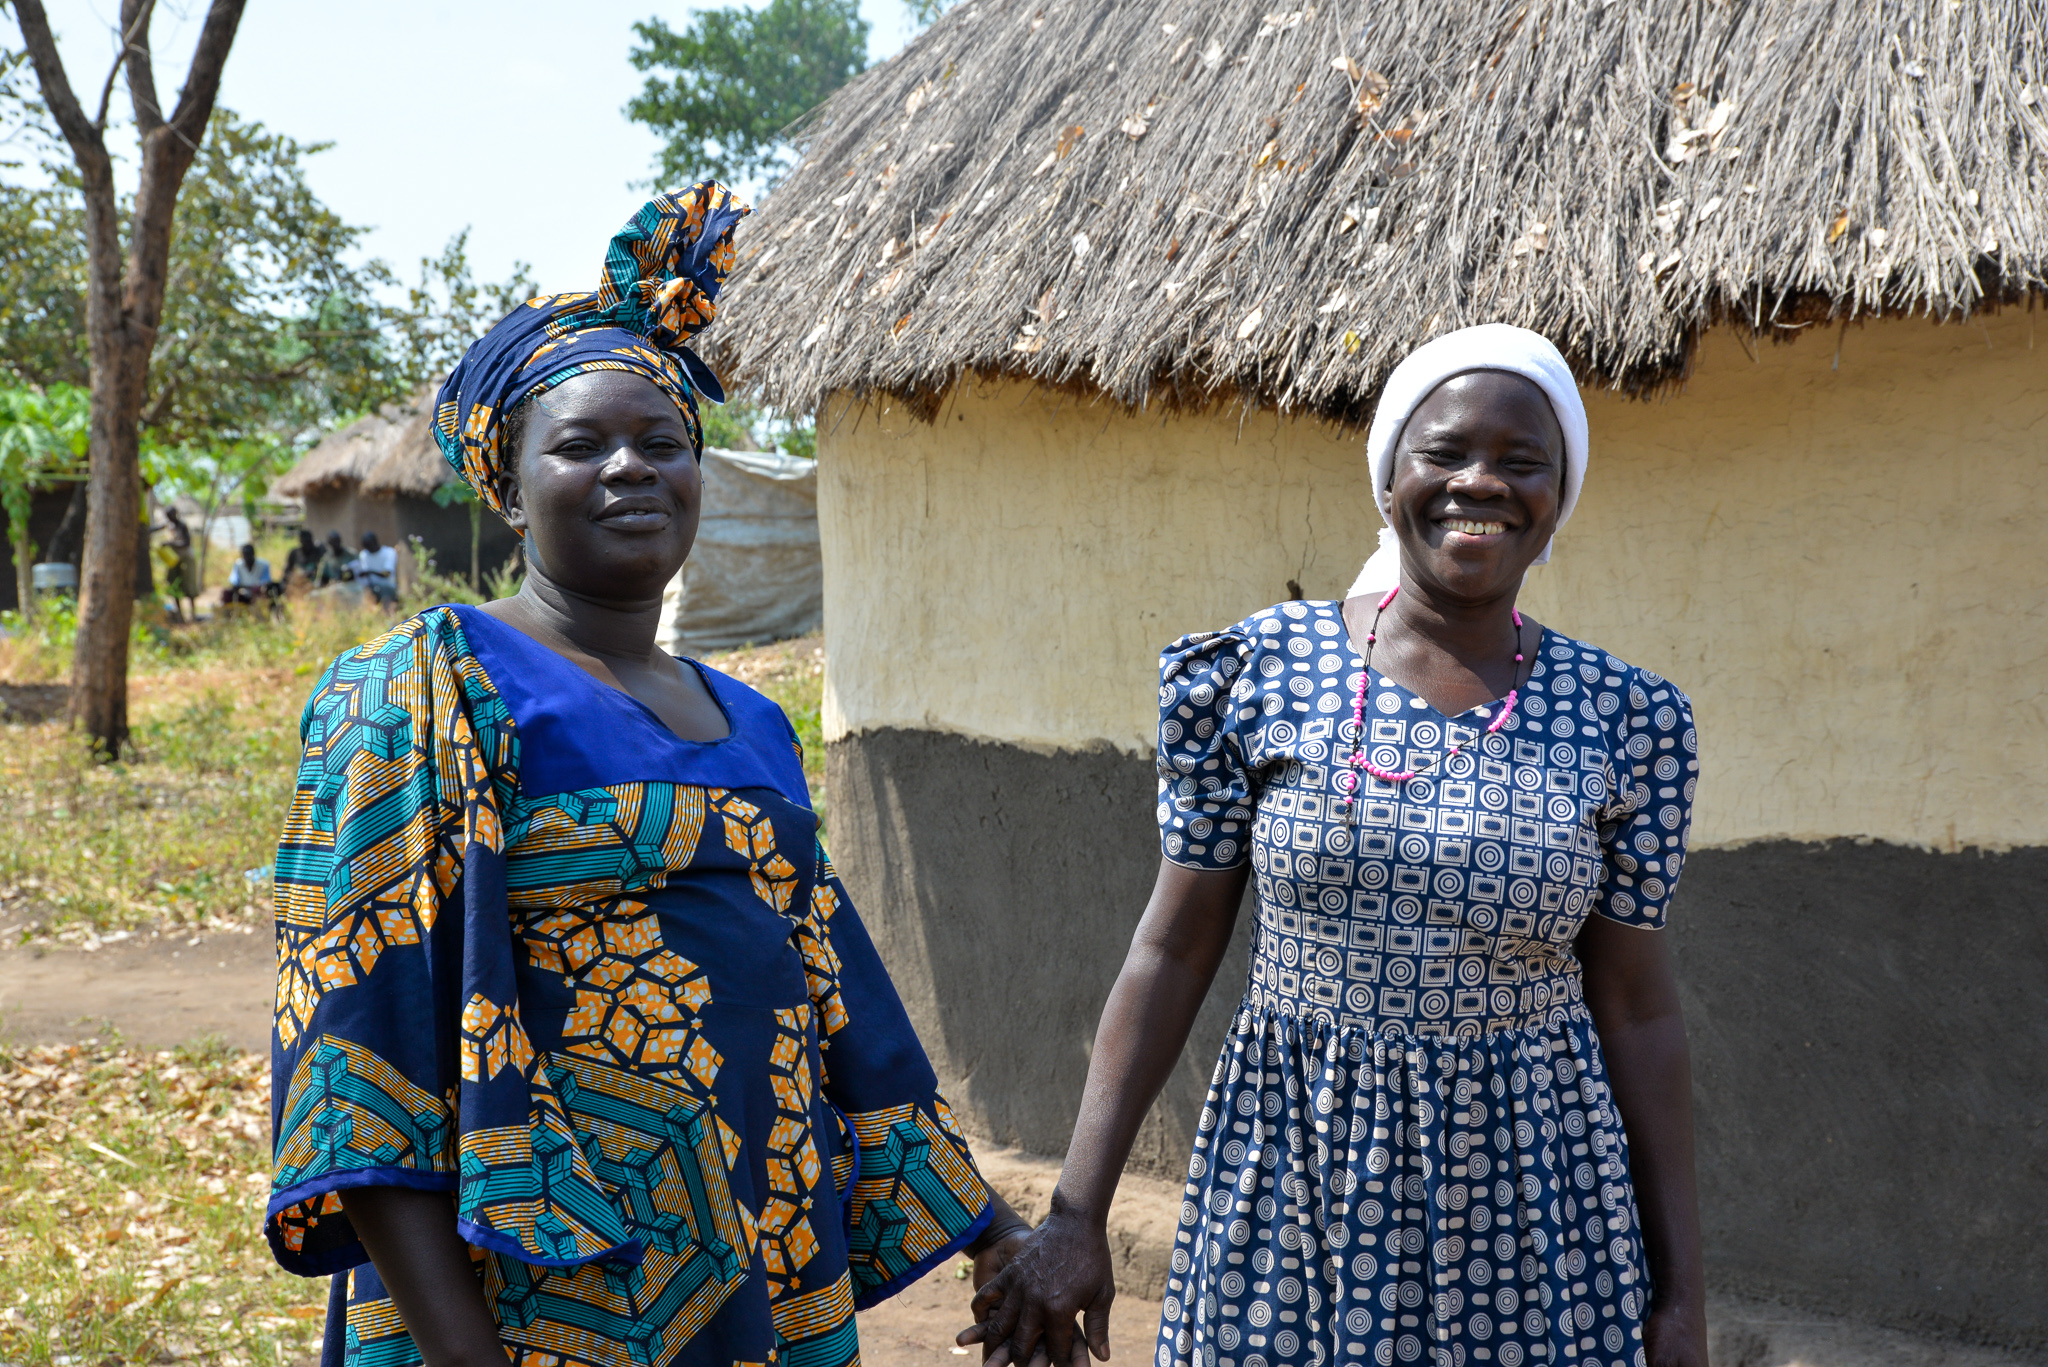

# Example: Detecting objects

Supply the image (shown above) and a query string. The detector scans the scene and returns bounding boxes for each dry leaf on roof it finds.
[1342,330,1362,355]
[1236,305,1264,339]
[1316,289,1349,313]
[892,313,914,338]
[1035,288,1057,324]
[1654,198,1686,235]
[1333,55,1363,81]
[801,322,828,351]
[1013,333,1046,354]
[1202,39,1224,71]
[1828,212,1851,243]
[1123,114,1150,138]
[1866,227,1889,249]
[1256,139,1279,167]
[1695,196,1723,221]
[1072,231,1092,258]
[1057,124,1086,158]
[1357,70,1391,117]
[1509,220,1549,256]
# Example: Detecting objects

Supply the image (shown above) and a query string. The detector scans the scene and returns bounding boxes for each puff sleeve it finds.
[1593,667,1698,929]
[1156,628,1260,870]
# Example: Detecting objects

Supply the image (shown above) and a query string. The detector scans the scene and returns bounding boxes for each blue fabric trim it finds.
[454,1217,646,1270]
[851,1200,995,1312]
[265,1167,459,1278]
[267,1165,457,1223]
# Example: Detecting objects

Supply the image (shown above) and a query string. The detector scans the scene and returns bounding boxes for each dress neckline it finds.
[1320,599,1550,724]
[457,605,738,748]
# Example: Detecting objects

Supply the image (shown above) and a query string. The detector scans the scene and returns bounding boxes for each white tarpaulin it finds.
[658,446,822,655]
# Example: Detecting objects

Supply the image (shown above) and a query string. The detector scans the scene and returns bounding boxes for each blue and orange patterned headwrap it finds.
[433,181,751,522]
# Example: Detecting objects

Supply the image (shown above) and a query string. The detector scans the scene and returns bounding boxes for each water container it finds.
[30,562,78,594]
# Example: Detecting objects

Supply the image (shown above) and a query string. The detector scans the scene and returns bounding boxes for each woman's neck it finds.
[491,565,665,665]
[1383,577,1522,660]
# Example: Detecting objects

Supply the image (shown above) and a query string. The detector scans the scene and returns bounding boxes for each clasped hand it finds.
[958,1209,1118,1367]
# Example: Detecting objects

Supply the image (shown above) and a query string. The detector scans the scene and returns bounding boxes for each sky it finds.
[20,0,923,293]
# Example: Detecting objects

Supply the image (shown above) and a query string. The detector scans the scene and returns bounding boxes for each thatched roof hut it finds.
[711,0,2046,417]
[271,393,437,501]
[272,387,519,584]
[709,1,2048,1355]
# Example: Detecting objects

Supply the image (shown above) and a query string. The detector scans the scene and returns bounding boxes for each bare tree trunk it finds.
[14,0,247,758]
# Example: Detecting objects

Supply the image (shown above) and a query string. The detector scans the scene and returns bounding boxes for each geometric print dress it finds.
[266,606,994,1367]
[1151,599,1696,1367]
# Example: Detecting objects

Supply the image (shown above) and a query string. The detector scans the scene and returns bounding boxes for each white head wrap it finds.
[1346,323,1588,599]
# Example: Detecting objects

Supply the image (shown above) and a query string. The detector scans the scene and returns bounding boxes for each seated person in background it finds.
[283,529,322,585]
[353,531,398,606]
[317,530,352,585]
[221,542,278,607]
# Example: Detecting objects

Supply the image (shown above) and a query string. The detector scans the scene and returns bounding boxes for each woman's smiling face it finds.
[1385,369,1565,603]
[499,369,702,602]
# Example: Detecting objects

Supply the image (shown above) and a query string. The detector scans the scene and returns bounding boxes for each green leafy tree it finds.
[625,0,869,189]
[12,0,248,755]
[388,232,538,392]
[0,382,88,620]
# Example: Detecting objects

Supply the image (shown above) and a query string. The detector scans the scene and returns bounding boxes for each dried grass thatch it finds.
[273,387,448,500]
[708,0,2048,422]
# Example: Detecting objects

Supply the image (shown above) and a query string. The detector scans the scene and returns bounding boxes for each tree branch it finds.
[165,0,247,147]
[97,0,158,131]
[119,0,165,135]
[13,0,107,166]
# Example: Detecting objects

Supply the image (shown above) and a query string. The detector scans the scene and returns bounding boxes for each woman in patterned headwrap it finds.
[265,183,1028,1367]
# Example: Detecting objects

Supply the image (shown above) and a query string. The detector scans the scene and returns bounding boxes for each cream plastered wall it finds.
[816,311,2048,849]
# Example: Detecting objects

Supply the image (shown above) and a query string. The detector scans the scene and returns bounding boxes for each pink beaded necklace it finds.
[1337,586,1531,810]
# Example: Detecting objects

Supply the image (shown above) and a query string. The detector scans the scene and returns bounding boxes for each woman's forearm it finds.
[340,1187,506,1367]
[1598,1011,1706,1310]
[1053,861,1249,1227]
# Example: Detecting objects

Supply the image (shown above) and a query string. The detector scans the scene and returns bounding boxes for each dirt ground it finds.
[0,936,1163,1367]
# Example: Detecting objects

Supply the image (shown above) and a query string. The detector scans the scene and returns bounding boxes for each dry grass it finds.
[0,1040,327,1367]
[710,0,2048,422]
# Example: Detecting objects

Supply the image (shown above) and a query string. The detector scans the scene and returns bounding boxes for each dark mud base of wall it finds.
[826,727,2048,1351]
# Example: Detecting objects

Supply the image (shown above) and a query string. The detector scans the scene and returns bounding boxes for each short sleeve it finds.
[266,612,642,1278]
[1157,629,1258,869]
[1593,669,1698,929]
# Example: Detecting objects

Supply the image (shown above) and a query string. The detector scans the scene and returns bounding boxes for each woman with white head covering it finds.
[968,327,1709,1367]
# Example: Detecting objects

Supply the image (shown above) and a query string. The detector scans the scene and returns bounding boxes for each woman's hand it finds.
[970,1226,1032,1289]
[958,1206,1116,1367]
[1642,1301,1708,1367]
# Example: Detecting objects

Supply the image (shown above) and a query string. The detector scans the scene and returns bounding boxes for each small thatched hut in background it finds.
[710,0,2048,1349]
[272,387,521,586]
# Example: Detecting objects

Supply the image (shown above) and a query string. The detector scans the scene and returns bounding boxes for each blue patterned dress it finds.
[1152,600,1696,1367]
[266,607,993,1367]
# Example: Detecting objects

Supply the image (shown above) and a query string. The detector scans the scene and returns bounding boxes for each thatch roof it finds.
[273,387,450,500]
[708,0,2048,422]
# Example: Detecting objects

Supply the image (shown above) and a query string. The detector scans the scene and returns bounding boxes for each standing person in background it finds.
[265,182,1028,1367]
[351,530,397,607]
[155,504,198,622]
[967,326,1708,1367]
